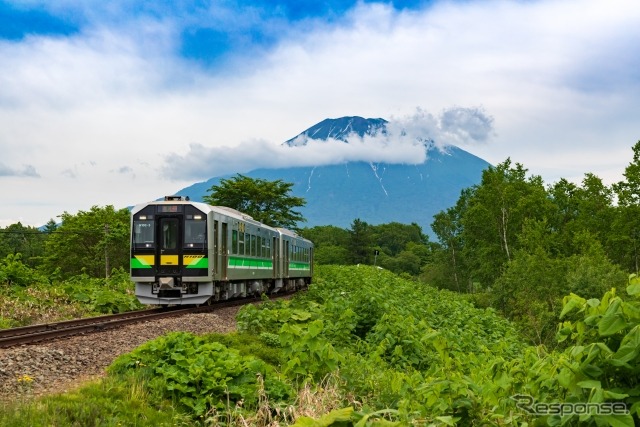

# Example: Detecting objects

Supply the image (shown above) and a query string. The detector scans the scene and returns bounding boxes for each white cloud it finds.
[0,163,40,177]
[1,0,639,227]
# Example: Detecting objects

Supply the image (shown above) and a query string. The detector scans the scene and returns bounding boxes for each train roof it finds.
[132,197,310,241]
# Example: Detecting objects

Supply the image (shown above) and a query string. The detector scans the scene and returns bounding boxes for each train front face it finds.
[130,197,214,305]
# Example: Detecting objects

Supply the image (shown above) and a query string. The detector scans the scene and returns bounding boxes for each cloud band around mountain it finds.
[163,107,494,181]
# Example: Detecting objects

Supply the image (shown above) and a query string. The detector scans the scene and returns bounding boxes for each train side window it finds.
[232,230,238,255]
[239,232,245,255]
[266,239,271,258]
[245,233,250,256]
[250,234,256,256]
[261,237,266,258]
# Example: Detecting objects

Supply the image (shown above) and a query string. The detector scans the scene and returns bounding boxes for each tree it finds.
[611,141,640,273]
[348,219,373,265]
[613,140,640,206]
[299,225,350,265]
[203,174,306,229]
[43,205,130,279]
[461,159,553,288]
[429,189,472,292]
[0,222,47,268]
[370,222,427,257]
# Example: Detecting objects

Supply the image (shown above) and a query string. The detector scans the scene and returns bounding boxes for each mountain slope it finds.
[174,116,490,234]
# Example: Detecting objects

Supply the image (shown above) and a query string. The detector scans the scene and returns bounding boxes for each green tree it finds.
[299,225,350,248]
[461,159,553,288]
[299,226,350,265]
[348,219,372,265]
[611,141,640,273]
[43,206,130,279]
[203,174,306,229]
[369,222,427,257]
[0,222,47,268]
[429,189,472,292]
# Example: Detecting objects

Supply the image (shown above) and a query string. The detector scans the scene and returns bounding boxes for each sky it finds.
[1,0,639,228]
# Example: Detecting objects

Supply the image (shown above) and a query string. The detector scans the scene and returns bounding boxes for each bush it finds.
[109,332,293,419]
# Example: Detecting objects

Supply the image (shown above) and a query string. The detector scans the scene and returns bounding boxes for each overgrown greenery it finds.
[234,265,639,425]
[2,265,639,425]
[0,264,141,328]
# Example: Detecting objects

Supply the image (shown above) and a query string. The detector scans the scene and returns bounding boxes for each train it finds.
[130,196,313,305]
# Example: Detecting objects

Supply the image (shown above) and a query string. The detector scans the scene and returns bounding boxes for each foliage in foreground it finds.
[0,375,191,427]
[109,332,293,420]
[3,266,639,426]
[236,265,639,426]
[0,263,141,328]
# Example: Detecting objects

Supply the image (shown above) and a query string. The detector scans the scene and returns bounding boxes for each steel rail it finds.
[0,292,292,349]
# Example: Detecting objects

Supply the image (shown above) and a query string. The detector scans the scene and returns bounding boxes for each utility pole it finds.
[104,224,110,279]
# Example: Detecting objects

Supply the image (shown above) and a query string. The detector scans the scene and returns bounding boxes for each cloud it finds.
[0,163,39,177]
[163,107,495,181]
[115,166,133,174]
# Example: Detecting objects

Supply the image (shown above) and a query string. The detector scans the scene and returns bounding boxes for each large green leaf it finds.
[612,325,640,364]
[599,302,627,336]
[593,414,635,427]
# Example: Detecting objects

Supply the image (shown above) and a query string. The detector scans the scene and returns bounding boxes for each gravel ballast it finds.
[0,306,241,401]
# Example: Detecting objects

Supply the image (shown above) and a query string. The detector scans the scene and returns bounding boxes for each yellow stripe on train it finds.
[161,255,179,265]
[135,255,155,266]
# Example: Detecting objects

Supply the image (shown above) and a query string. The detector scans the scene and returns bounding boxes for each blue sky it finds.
[1,0,639,227]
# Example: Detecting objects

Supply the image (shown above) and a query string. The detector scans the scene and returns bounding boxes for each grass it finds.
[0,376,191,427]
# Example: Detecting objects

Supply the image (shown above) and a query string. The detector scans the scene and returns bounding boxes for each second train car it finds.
[130,196,313,305]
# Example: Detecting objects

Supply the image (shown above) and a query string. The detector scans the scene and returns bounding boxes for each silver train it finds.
[130,196,313,305]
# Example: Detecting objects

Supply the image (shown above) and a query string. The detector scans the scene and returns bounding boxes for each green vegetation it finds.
[4,265,638,425]
[300,220,432,277]
[0,266,141,328]
[0,205,139,328]
[204,174,307,229]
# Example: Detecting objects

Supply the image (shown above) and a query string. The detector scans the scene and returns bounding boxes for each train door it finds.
[284,240,290,277]
[157,217,182,275]
[221,222,228,279]
[272,236,279,278]
[212,221,218,277]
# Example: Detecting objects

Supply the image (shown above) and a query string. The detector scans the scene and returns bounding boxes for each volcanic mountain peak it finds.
[284,116,387,146]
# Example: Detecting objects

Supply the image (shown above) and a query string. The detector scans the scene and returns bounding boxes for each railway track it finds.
[0,295,288,349]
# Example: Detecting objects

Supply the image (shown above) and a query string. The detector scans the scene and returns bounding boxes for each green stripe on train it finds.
[228,257,273,269]
[289,262,311,270]
[185,256,209,269]
[130,257,152,269]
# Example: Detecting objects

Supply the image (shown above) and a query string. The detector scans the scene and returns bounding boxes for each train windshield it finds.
[185,218,206,247]
[133,219,154,248]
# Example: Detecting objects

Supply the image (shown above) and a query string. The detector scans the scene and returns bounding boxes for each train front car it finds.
[130,196,214,305]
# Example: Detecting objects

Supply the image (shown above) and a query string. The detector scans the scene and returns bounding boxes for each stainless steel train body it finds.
[130,196,313,305]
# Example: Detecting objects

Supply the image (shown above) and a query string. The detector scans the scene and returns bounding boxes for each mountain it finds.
[284,116,388,145]
[174,117,490,235]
